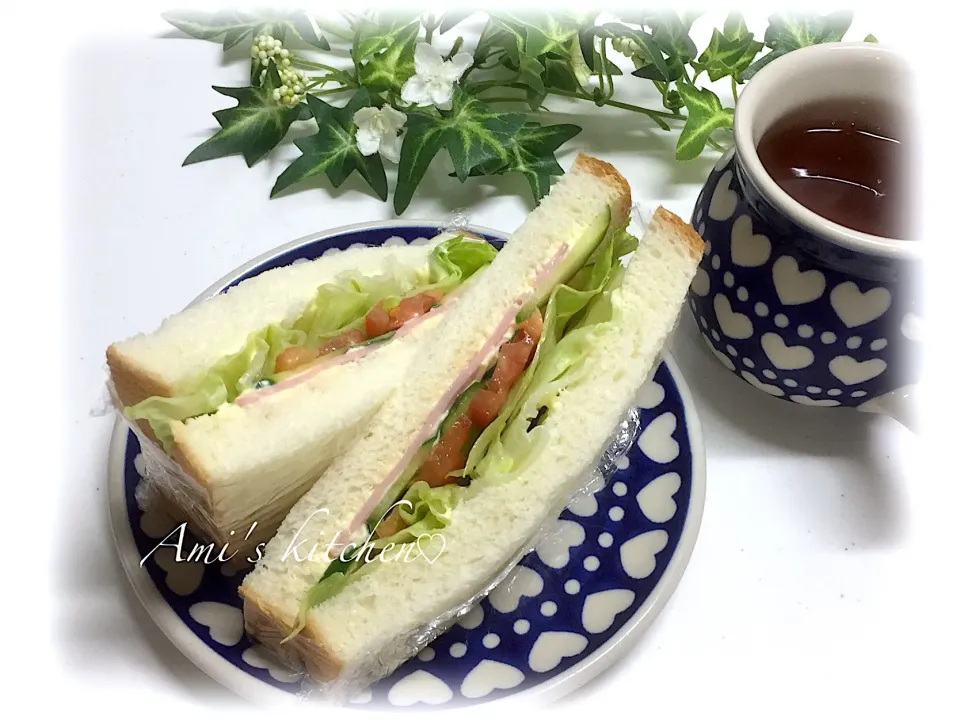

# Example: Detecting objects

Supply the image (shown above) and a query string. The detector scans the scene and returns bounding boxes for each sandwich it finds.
[106,231,499,551]
[238,154,704,689]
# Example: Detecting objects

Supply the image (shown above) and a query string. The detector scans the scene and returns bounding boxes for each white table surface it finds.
[39,4,953,719]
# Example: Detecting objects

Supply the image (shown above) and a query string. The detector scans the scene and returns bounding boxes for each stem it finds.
[707,137,725,152]
[305,84,354,96]
[730,77,739,104]
[481,96,531,105]
[295,58,348,73]
[545,87,684,126]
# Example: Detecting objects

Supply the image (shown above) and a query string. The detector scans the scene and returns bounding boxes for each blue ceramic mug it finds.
[688,43,922,429]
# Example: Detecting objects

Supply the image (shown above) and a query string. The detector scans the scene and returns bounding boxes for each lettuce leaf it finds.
[371,480,462,548]
[125,236,497,453]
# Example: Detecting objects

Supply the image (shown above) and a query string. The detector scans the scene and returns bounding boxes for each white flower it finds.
[400,43,474,110]
[354,106,408,163]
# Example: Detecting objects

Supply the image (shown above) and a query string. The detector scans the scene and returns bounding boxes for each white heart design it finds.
[350,689,374,704]
[582,589,635,634]
[133,452,146,478]
[489,566,544,613]
[637,472,682,523]
[535,519,585,569]
[414,533,446,564]
[789,394,841,407]
[460,660,525,699]
[637,412,680,464]
[741,371,785,397]
[708,170,738,221]
[828,356,887,385]
[760,332,815,370]
[772,256,826,305]
[901,312,923,342]
[153,547,204,596]
[635,380,665,410]
[830,282,891,328]
[387,670,453,706]
[242,645,300,683]
[189,601,243,646]
[702,333,735,370]
[620,530,669,579]
[690,267,710,296]
[139,506,178,539]
[730,214,772,267]
[528,631,588,673]
[713,294,754,339]
[566,490,598,517]
[457,604,484,629]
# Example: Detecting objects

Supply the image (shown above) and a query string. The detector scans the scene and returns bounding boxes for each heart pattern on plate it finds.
[637,413,679,464]
[636,472,682,523]
[620,530,669,580]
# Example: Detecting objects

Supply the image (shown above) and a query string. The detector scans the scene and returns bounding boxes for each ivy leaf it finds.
[632,53,684,82]
[742,12,854,81]
[517,54,546,95]
[395,90,525,213]
[543,57,580,92]
[645,11,698,62]
[357,22,419,94]
[601,23,669,81]
[723,12,750,42]
[183,64,305,167]
[697,29,764,82]
[471,122,583,201]
[162,9,329,52]
[353,15,419,60]
[479,17,525,65]
[864,34,879,43]
[501,13,579,58]
[675,81,734,161]
[439,10,476,34]
[270,90,387,201]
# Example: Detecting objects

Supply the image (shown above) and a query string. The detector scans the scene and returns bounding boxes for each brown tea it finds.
[756,98,909,239]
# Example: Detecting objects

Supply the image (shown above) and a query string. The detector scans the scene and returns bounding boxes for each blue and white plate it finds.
[107,221,706,708]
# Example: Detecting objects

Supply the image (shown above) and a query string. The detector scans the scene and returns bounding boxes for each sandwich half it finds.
[239,157,695,684]
[107,231,499,550]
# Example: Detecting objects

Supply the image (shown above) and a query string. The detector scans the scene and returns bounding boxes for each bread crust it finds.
[239,587,345,681]
[652,206,706,260]
[571,153,633,223]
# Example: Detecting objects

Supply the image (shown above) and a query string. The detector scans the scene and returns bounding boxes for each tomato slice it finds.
[365,302,392,338]
[374,507,408,539]
[519,308,544,345]
[317,327,367,357]
[468,388,507,428]
[418,414,473,488]
[274,346,320,373]
[389,291,443,330]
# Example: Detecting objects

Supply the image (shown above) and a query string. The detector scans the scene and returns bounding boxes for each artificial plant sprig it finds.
[164,8,863,213]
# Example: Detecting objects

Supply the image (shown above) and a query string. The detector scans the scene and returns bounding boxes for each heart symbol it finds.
[637,472,682,523]
[188,601,243,646]
[619,529,669,579]
[242,645,300,683]
[690,267,710,296]
[637,412,680,464]
[760,332,815,370]
[730,214,772,267]
[713,294,754,339]
[708,170,738,221]
[536,519,586,569]
[829,356,887,385]
[460,660,525,699]
[489,566,544,613]
[582,589,635,634]
[387,670,454,706]
[153,546,204,596]
[741,370,785,397]
[772,256,826,305]
[414,533,447,564]
[528,631,588,673]
[789,394,841,407]
[634,380,665,410]
[830,282,891,328]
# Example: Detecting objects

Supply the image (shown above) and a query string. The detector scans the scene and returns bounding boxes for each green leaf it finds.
[162,10,329,52]
[697,28,765,82]
[631,53,684,82]
[543,57,580,92]
[864,34,879,43]
[394,91,525,213]
[742,11,854,82]
[517,54,546,95]
[270,90,387,201]
[353,15,419,60]
[440,10,476,34]
[500,13,579,58]
[601,23,670,82]
[675,81,734,161]
[646,11,698,62]
[183,64,304,167]
[471,122,582,202]
[723,12,751,42]
[739,48,786,81]
[357,22,419,94]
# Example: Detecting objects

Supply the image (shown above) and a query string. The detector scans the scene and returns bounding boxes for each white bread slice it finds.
[239,154,633,665]
[242,207,704,684]
[107,235,451,415]
[165,310,447,547]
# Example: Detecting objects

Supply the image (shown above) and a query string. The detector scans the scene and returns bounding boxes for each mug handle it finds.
[857,384,921,433]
